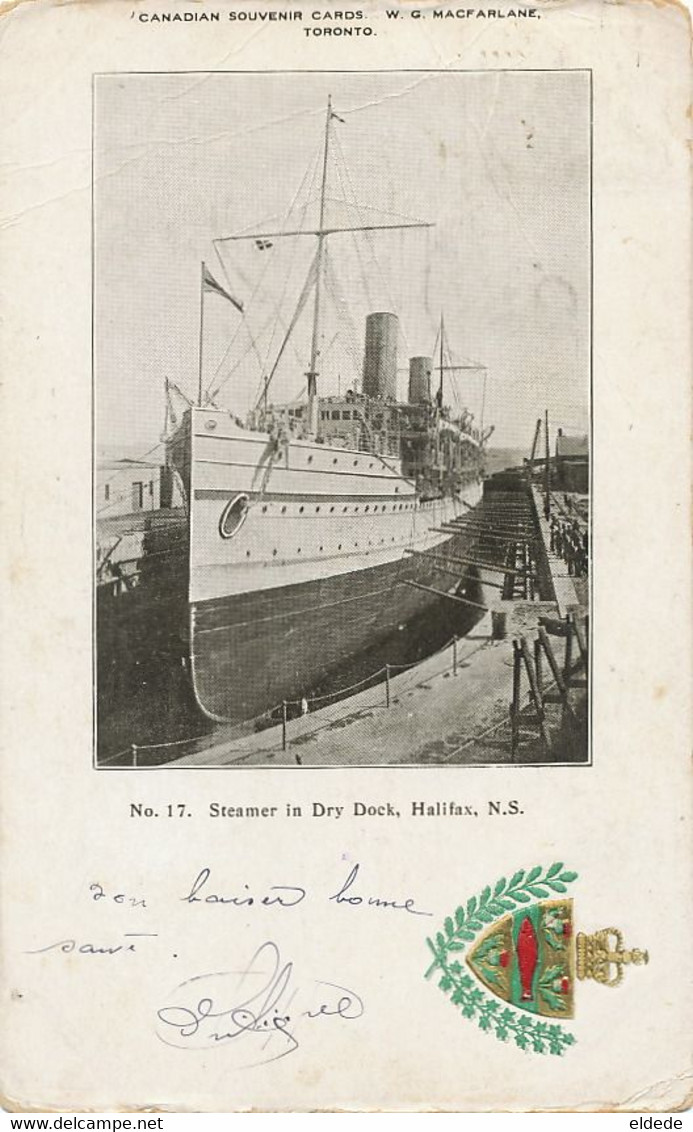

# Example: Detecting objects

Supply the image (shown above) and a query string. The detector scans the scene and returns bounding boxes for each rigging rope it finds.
[332,127,416,363]
[323,254,362,385]
[331,140,375,313]
[208,307,300,402]
[220,143,320,389]
[258,250,319,406]
[207,139,322,406]
[212,241,266,380]
[252,161,321,405]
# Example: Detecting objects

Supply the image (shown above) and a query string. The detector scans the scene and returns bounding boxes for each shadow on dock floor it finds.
[161,618,588,768]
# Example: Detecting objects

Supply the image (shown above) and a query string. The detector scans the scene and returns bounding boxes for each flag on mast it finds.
[202,264,243,312]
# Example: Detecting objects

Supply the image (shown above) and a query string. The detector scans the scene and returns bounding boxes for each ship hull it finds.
[190,533,487,722]
[96,408,490,755]
[181,407,487,722]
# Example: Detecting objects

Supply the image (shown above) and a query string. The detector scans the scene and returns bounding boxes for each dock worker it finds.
[567,532,578,576]
[577,530,588,576]
[555,524,564,558]
[582,530,589,570]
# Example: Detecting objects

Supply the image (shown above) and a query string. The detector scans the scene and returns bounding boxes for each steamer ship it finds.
[97,96,494,751]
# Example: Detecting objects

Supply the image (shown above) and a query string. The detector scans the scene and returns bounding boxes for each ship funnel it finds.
[409,356,432,403]
[363,312,398,401]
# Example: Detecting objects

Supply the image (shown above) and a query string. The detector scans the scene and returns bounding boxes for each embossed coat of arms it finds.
[425,864,647,1055]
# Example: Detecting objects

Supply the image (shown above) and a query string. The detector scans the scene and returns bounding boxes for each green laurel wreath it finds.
[425,863,579,1056]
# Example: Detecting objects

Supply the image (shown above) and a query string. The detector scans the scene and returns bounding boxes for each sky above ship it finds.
[94,70,590,454]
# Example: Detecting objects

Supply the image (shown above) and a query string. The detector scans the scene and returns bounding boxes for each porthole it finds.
[329,506,335,513]
[307,455,314,464]
[365,505,370,512]
[355,506,359,513]
[338,543,342,550]
[298,548,302,554]
[272,548,278,557]
[343,506,348,513]
[353,460,359,467]
[315,506,320,513]
[219,493,249,539]
[319,545,324,552]
[262,505,268,513]
[299,505,305,514]
[332,457,338,465]
[281,505,287,514]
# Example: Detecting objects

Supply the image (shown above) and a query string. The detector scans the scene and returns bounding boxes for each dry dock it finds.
[156,471,589,770]
[166,613,582,768]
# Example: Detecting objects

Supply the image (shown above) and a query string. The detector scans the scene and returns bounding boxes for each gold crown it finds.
[576,928,649,987]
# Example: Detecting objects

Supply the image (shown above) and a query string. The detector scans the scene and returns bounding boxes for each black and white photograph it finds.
[3,0,691,1114]
[94,70,591,769]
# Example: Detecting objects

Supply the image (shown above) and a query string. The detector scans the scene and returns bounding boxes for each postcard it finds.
[0,0,690,1112]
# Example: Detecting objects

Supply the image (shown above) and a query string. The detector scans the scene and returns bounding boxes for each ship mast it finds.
[437,313,445,408]
[306,95,333,439]
[435,313,445,477]
[433,312,488,438]
[214,101,434,429]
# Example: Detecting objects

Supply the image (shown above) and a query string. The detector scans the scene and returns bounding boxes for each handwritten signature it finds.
[156,940,363,1066]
